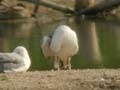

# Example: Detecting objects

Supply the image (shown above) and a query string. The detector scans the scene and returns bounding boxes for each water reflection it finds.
[74,18,102,66]
[0,18,120,70]
[96,20,120,68]
[114,25,120,52]
[0,21,33,52]
[0,21,33,37]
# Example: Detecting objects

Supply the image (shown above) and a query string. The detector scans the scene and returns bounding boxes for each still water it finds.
[0,17,120,70]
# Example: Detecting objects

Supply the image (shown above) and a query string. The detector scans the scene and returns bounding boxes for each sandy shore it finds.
[0,69,120,90]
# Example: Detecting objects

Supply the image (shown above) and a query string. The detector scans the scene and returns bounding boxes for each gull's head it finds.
[13,46,29,58]
[41,36,50,48]
[41,36,53,58]
[13,46,31,72]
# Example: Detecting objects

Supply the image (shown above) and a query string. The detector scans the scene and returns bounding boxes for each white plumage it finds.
[0,46,31,73]
[41,25,79,70]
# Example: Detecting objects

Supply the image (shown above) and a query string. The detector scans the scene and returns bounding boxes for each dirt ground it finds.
[0,69,120,90]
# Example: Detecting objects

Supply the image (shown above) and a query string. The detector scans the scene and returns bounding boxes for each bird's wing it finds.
[50,31,64,53]
[0,53,21,63]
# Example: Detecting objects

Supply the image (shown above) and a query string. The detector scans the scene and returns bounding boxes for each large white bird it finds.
[41,25,79,70]
[0,46,31,73]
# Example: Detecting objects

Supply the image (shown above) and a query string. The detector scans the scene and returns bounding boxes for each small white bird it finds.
[41,25,79,70]
[0,46,31,73]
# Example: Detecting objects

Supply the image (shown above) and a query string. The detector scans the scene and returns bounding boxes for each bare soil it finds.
[0,69,120,90]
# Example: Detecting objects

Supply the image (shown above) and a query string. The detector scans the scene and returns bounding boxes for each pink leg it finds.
[54,56,60,71]
[68,57,71,70]
[62,57,71,70]
[63,59,68,69]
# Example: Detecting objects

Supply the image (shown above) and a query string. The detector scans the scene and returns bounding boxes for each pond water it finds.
[0,17,120,70]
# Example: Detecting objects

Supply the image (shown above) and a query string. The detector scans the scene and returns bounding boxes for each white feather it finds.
[0,46,31,73]
[41,25,79,70]
[50,25,79,58]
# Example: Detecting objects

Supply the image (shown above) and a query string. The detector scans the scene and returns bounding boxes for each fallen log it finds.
[77,0,120,15]
[20,0,120,16]
[20,0,75,14]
